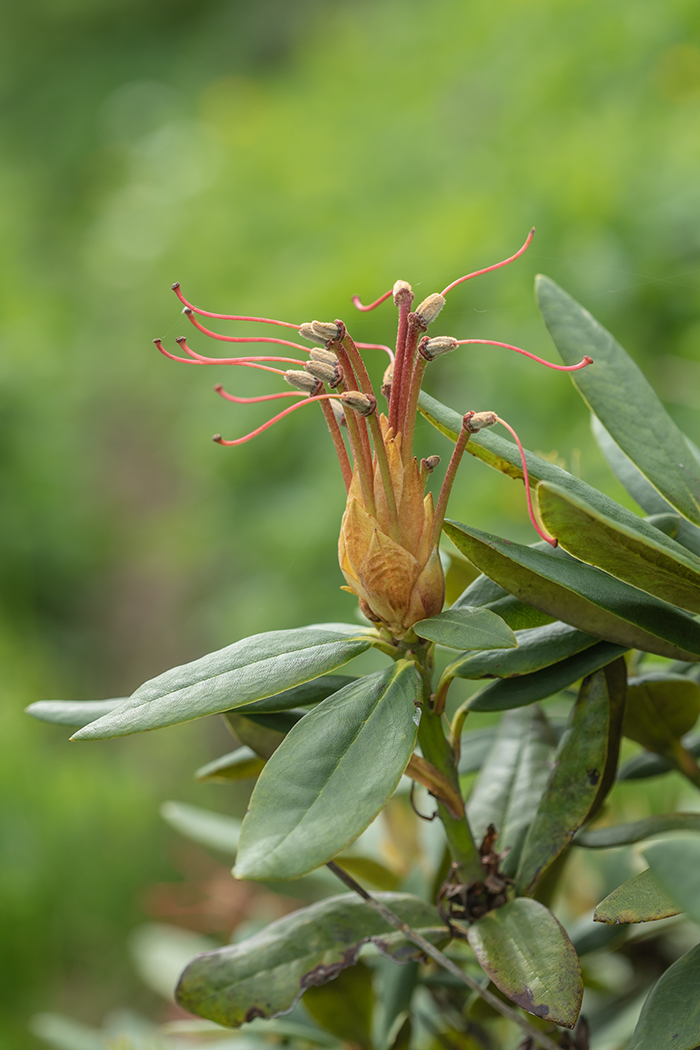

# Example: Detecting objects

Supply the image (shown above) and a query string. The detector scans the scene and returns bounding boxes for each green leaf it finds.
[421,389,700,567]
[413,606,517,650]
[537,481,700,613]
[224,709,305,760]
[466,639,626,713]
[25,698,125,728]
[175,892,444,1027]
[627,943,700,1050]
[444,520,700,662]
[466,897,582,1029]
[444,622,598,681]
[160,801,241,856]
[643,836,700,925]
[593,868,682,924]
[466,707,555,876]
[233,664,421,880]
[235,674,358,714]
[70,625,371,740]
[302,959,374,1049]
[536,274,700,525]
[623,673,700,785]
[195,747,266,783]
[618,732,700,780]
[577,813,700,849]
[457,728,497,775]
[454,573,553,630]
[516,668,617,894]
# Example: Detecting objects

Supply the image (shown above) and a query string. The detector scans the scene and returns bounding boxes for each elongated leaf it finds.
[71,625,371,740]
[467,639,626,713]
[25,698,125,728]
[235,674,358,715]
[624,673,700,784]
[627,943,700,1050]
[466,897,582,1028]
[593,868,681,924]
[618,732,700,780]
[457,727,497,775]
[303,960,374,1049]
[643,836,700,925]
[538,482,700,613]
[444,622,597,681]
[195,748,266,783]
[578,813,700,849]
[516,669,613,894]
[537,275,700,524]
[160,801,241,856]
[444,521,700,661]
[466,707,555,876]
[234,664,421,880]
[421,390,700,565]
[224,709,305,760]
[414,606,517,650]
[175,892,444,1027]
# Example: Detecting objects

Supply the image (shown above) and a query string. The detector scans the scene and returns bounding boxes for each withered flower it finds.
[155,230,592,639]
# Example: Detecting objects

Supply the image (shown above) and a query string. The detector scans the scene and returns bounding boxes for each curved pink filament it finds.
[175,336,304,366]
[172,284,299,329]
[351,289,393,312]
[495,415,557,547]
[356,341,395,363]
[457,339,592,372]
[214,392,338,446]
[185,311,310,351]
[153,340,287,374]
[214,385,305,404]
[441,228,535,297]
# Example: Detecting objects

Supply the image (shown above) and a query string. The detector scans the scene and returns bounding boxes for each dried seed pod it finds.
[415,293,446,325]
[421,455,441,473]
[465,411,498,432]
[420,336,459,361]
[309,347,339,365]
[284,369,321,393]
[340,391,377,417]
[329,398,346,427]
[304,360,342,387]
[381,363,393,400]
[311,320,341,342]
[393,279,413,303]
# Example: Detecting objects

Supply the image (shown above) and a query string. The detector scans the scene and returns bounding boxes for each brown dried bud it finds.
[381,363,393,401]
[393,279,413,303]
[415,293,446,325]
[420,336,458,361]
[330,398,346,427]
[299,320,341,344]
[421,455,441,473]
[304,360,342,387]
[340,391,376,417]
[284,369,321,393]
[465,411,498,433]
[309,347,339,365]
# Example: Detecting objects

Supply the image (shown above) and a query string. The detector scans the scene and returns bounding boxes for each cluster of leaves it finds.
[29,277,700,1050]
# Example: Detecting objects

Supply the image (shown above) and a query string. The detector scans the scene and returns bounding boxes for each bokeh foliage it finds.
[3,0,700,1045]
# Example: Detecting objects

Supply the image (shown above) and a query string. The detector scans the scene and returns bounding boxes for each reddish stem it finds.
[388,294,412,434]
[319,399,352,492]
[154,340,289,374]
[431,415,474,547]
[495,415,558,546]
[441,228,535,297]
[185,311,308,351]
[213,392,341,446]
[457,339,592,372]
[351,288,393,311]
[173,284,300,329]
[215,386,305,404]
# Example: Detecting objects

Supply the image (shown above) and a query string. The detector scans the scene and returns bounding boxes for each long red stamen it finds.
[172,284,299,329]
[495,415,558,547]
[213,393,340,446]
[441,228,535,297]
[153,340,290,375]
[356,341,395,363]
[456,340,593,372]
[185,311,309,351]
[351,289,393,312]
[214,385,305,404]
[174,336,304,367]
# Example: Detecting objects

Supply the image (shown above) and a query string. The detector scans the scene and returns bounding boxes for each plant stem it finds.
[326,862,562,1050]
[431,419,473,548]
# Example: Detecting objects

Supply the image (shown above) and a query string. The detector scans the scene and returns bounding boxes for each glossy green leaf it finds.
[71,625,371,740]
[537,481,700,613]
[160,801,241,856]
[454,574,553,630]
[627,943,700,1050]
[466,707,555,876]
[302,959,374,1049]
[643,836,700,925]
[235,674,358,715]
[466,897,582,1028]
[618,732,700,780]
[444,520,700,662]
[578,813,700,849]
[421,390,700,566]
[516,669,616,894]
[593,868,681,925]
[224,709,305,760]
[536,274,700,525]
[25,698,125,728]
[625,673,700,750]
[234,664,421,880]
[444,622,597,681]
[195,747,266,783]
[466,639,626,713]
[175,892,443,1027]
[413,606,517,650]
[336,855,400,891]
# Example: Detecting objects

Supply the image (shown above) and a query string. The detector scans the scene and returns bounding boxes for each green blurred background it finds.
[3,0,700,1044]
